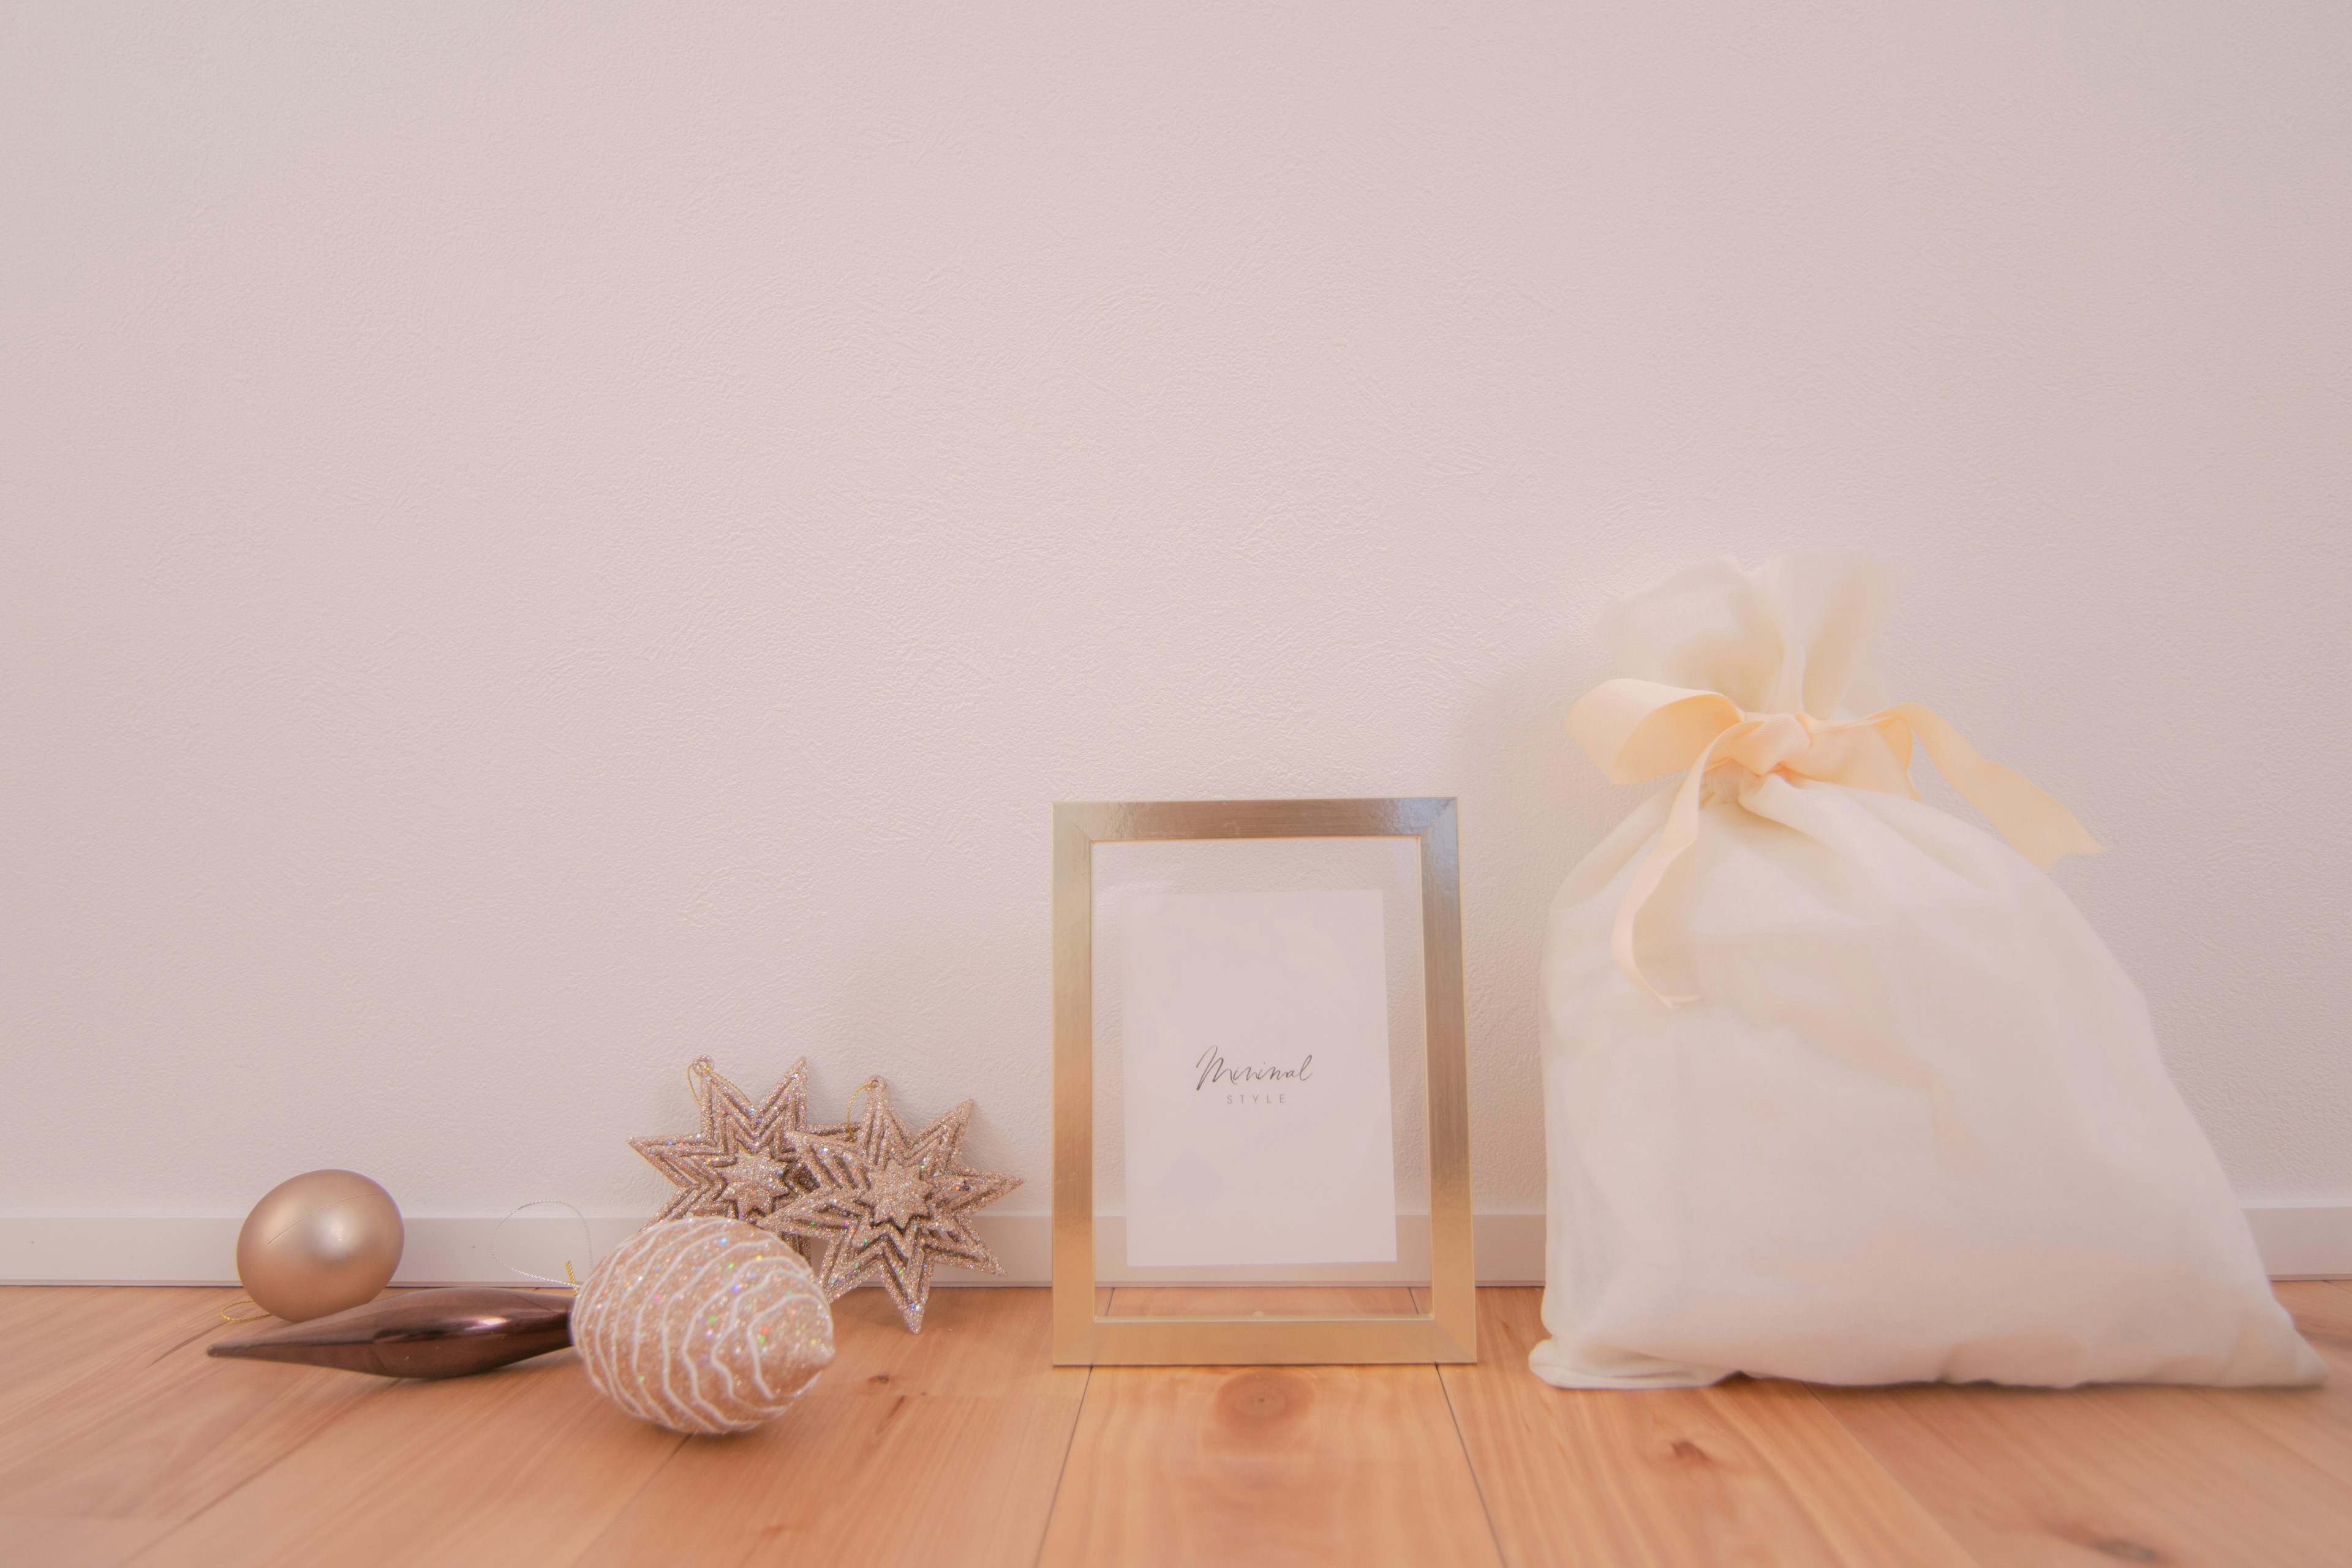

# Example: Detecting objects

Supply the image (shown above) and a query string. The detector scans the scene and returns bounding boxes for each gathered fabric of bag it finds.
[1532,556,2321,1390]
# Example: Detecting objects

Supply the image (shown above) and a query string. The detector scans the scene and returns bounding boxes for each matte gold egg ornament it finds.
[573,1216,834,1434]
[235,1169,405,1322]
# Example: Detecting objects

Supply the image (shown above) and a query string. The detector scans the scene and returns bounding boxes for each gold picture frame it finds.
[1050,797,1475,1365]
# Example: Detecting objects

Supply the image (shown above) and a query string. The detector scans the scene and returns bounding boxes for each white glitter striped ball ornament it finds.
[573,1216,834,1434]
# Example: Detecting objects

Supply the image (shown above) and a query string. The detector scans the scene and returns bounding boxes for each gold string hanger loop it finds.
[843,1076,887,1129]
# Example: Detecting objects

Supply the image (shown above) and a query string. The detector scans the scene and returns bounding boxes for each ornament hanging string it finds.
[490,1200,598,1290]
[687,1055,722,1117]
[843,1076,886,1130]
[217,1297,271,1324]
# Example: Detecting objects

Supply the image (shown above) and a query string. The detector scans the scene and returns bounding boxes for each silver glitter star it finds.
[767,1080,1020,1332]
[630,1057,826,1224]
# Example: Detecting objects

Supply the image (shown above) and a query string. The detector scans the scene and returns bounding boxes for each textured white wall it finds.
[6,2,2348,1229]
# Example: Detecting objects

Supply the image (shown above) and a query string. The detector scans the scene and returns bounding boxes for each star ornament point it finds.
[628,1056,821,1226]
[769,1082,1020,1332]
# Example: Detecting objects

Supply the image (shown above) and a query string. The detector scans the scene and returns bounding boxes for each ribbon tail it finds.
[1568,679,1745,785]
[1611,731,1744,1006]
[1882,703,2103,870]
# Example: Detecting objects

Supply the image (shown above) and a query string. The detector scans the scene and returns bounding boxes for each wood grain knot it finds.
[2052,1520,2166,1562]
[1665,1438,1710,1464]
[1214,1370,1313,1441]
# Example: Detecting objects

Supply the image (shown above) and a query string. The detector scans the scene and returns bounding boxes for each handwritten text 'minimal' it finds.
[1194,1049,1314,1093]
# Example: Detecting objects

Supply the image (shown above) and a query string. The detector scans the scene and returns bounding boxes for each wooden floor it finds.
[2,1282,2346,1568]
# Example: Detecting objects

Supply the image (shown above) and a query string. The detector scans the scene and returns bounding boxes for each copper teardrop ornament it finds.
[208,1287,573,1379]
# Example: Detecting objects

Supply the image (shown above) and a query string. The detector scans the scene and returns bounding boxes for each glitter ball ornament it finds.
[572,1217,834,1434]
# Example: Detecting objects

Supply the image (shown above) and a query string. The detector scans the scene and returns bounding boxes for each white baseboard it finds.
[0,1213,1550,1289]
[2242,1201,2352,1280]
[2,1204,2343,1287]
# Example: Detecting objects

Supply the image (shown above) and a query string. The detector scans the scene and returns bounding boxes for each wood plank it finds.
[6,1281,2350,1567]
[0,1287,386,1553]
[2185,1283,2352,1480]
[1,1516,176,1568]
[1039,1287,1501,1568]
[0,1283,192,1348]
[133,1334,681,1567]
[0,1289,248,1434]
[1438,1287,1975,1568]
[572,1286,1088,1568]
[2272,1280,2352,1373]
[1812,1284,2352,1567]
[1101,1285,1423,1317]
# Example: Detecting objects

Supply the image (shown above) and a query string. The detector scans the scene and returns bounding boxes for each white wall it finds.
[5,4,2348,1251]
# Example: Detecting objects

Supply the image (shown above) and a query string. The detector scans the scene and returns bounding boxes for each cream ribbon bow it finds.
[1567,679,2103,1006]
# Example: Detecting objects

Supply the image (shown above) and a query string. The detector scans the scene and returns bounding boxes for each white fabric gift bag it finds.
[1531,556,2321,1390]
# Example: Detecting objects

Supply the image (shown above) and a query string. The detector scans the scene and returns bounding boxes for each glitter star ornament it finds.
[769,1079,1022,1332]
[630,1057,825,1226]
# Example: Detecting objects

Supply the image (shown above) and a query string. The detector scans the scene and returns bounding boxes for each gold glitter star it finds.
[629,1057,825,1225]
[767,1079,1021,1332]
